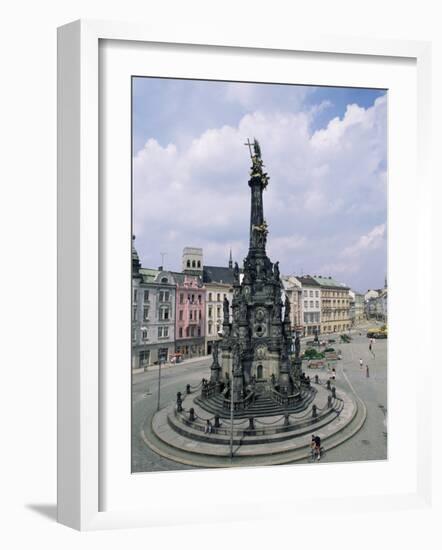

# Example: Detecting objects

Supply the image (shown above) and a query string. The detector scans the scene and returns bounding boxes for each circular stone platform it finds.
[141,381,366,468]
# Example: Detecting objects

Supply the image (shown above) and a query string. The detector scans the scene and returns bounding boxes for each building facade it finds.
[281,275,303,334]
[297,276,321,336]
[175,274,206,359]
[313,275,351,334]
[131,240,177,369]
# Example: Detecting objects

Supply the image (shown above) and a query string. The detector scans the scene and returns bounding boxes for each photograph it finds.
[131,77,388,472]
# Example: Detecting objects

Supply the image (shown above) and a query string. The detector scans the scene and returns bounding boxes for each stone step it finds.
[166,406,341,448]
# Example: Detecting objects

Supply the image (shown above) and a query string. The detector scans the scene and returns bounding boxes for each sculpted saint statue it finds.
[233,261,240,283]
[223,296,229,322]
[273,261,280,280]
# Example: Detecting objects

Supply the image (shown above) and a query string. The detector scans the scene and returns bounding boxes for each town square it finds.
[132,116,387,470]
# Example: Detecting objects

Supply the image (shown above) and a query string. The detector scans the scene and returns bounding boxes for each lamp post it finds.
[229,358,234,460]
[141,326,148,372]
[156,353,164,412]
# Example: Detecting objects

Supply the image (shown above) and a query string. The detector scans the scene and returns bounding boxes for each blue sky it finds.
[132,77,387,293]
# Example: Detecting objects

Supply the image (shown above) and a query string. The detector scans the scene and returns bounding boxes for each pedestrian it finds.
[204,419,213,433]
[359,358,363,369]
[330,367,336,380]
[369,342,372,352]
[366,364,370,378]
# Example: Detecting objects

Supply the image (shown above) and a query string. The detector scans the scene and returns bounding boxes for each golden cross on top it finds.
[244,138,254,158]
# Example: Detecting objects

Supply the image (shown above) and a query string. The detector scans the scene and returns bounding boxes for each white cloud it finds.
[341,224,386,258]
[133,95,387,290]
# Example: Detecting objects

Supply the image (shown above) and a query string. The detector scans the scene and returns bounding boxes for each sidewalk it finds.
[132,354,211,375]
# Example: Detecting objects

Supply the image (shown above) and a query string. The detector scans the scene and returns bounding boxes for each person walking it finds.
[366,364,370,378]
[359,358,363,369]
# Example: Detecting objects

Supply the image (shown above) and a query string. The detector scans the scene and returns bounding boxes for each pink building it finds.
[175,275,206,359]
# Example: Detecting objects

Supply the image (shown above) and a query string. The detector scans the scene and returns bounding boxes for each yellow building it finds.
[313,276,351,334]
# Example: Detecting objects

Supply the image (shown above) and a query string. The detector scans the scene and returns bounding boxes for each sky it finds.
[132,77,387,294]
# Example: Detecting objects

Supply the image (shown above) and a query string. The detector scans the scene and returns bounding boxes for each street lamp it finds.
[156,352,164,412]
[141,326,148,372]
[218,329,234,460]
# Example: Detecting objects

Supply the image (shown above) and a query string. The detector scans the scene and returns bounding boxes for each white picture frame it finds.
[57,19,432,531]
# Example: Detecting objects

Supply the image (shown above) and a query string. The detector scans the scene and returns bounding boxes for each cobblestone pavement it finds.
[132,324,387,472]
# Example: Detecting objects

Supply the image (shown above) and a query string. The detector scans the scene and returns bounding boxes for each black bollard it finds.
[327,395,332,408]
[248,417,255,430]
[214,415,221,428]
[315,374,319,384]
[332,387,336,398]
[189,407,196,422]
[284,413,290,427]
[186,383,191,394]
[312,404,317,418]
[176,392,183,412]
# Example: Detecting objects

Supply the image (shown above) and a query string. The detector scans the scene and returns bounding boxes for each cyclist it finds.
[313,435,321,460]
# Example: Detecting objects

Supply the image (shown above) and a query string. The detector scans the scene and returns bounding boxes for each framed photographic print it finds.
[57,19,432,530]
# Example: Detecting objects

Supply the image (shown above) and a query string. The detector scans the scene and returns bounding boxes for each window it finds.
[315,301,319,308]
[158,326,169,338]
[186,327,190,337]
[161,277,168,283]
[132,328,136,341]
[217,293,220,301]
[197,327,201,337]
[304,300,308,308]
[190,326,195,337]
[189,310,193,321]
[144,290,149,301]
[187,260,190,267]
[179,327,183,338]
[197,260,201,268]
[142,328,148,340]
[133,289,137,303]
[139,350,150,364]
[159,307,169,321]
[179,310,183,321]
[198,294,202,303]
[132,307,137,321]
[208,306,213,318]
[208,293,212,301]
[192,260,196,268]
[310,301,313,308]
[143,306,149,321]
[304,290,308,296]
[180,293,184,304]
[199,310,202,320]
[208,322,213,335]
[159,290,170,302]
[309,290,313,297]
[217,306,221,318]
[191,294,195,303]
[315,291,319,297]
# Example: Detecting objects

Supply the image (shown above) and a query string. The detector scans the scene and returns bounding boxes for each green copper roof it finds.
[140,268,159,283]
[312,275,349,289]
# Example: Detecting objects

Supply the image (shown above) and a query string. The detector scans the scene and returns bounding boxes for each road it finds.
[132,325,387,472]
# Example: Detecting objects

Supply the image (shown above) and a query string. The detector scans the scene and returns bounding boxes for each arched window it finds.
[161,277,168,283]
[257,365,263,379]
[192,260,196,268]
[187,260,190,267]
[197,260,201,268]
